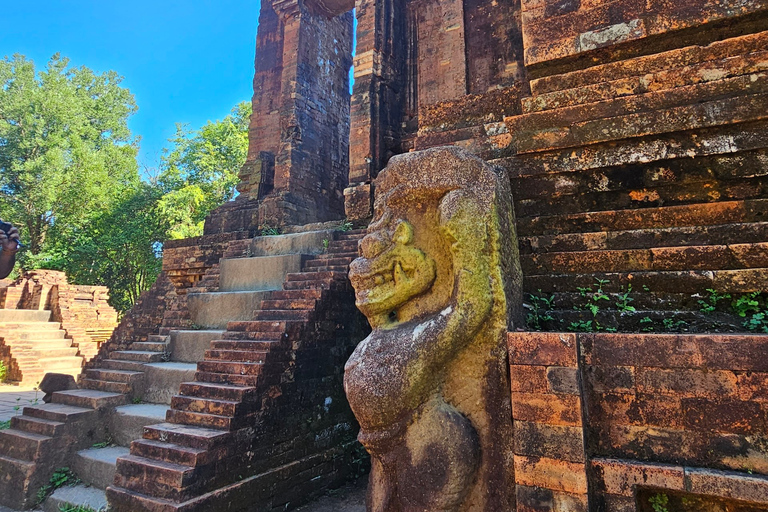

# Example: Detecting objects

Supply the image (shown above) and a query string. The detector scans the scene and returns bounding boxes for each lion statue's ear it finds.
[392,220,413,245]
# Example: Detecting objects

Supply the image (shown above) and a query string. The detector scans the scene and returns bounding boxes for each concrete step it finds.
[169,330,224,363]
[72,445,130,489]
[38,356,84,370]
[0,428,52,460]
[14,347,78,358]
[23,403,94,423]
[101,359,147,372]
[187,290,271,329]
[10,415,65,437]
[218,254,306,292]
[85,368,143,384]
[81,379,132,394]
[43,484,108,512]
[130,341,167,352]
[110,350,164,363]
[141,362,198,405]
[147,334,170,343]
[0,310,52,322]
[247,229,335,257]
[51,389,126,409]
[108,404,170,446]
[0,321,61,330]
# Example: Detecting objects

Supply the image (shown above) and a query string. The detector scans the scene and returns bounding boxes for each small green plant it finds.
[132,396,143,405]
[732,292,768,333]
[526,290,555,331]
[188,323,204,330]
[92,431,113,449]
[322,238,330,252]
[649,493,669,512]
[639,316,654,332]
[698,288,730,313]
[663,318,688,331]
[615,284,636,313]
[259,224,281,236]
[339,220,354,232]
[0,360,7,382]
[0,420,10,430]
[37,467,80,504]
[570,278,612,332]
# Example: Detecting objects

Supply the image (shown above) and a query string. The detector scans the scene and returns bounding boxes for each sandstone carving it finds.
[345,147,522,511]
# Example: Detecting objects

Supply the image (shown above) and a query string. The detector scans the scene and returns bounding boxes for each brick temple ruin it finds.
[1,0,767,510]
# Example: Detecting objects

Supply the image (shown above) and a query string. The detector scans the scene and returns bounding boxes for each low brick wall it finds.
[508,332,768,512]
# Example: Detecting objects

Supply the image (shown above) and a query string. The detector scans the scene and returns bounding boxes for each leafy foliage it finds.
[0,54,139,256]
[156,102,250,239]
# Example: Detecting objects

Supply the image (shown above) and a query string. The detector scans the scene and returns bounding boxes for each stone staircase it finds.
[107,230,368,512]
[0,228,364,511]
[0,309,85,385]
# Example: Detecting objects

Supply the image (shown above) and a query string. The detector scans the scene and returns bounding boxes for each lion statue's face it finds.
[349,218,437,329]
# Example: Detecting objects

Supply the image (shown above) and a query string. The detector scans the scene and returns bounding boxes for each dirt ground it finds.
[296,476,367,512]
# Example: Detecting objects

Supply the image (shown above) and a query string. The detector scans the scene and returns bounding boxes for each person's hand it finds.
[0,221,20,254]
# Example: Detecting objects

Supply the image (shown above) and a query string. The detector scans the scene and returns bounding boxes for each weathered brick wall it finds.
[162,232,249,292]
[508,331,768,511]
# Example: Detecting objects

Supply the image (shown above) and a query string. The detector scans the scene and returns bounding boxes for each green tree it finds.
[157,101,250,239]
[60,184,168,312]
[0,53,140,256]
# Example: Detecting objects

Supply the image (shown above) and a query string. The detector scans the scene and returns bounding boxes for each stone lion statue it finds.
[345,147,522,512]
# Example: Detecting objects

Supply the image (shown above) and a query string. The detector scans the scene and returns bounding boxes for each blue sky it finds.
[0,0,260,170]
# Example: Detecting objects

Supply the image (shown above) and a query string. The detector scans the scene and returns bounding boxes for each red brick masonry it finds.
[508,332,768,512]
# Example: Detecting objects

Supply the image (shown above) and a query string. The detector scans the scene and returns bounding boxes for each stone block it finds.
[547,366,581,395]
[514,455,588,494]
[684,467,768,504]
[591,457,685,497]
[169,330,224,363]
[187,291,271,329]
[514,421,585,462]
[512,392,582,426]
[218,255,305,292]
[510,365,549,393]
[508,332,578,366]
[248,230,336,257]
[516,485,588,512]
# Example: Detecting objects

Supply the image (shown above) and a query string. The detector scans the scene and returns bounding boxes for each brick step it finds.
[210,339,284,351]
[305,257,355,267]
[226,320,300,333]
[114,454,197,501]
[219,331,286,342]
[517,199,768,236]
[147,335,170,343]
[143,422,231,450]
[527,290,721,312]
[37,356,84,369]
[283,279,341,290]
[507,75,768,154]
[301,265,349,272]
[80,378,132,394]
[170,395,251,418]
[335,230,366,239]
[130,341,167,352]
[130,439,210,467]
[23,403,93,423]
[203,349,269,363]
[197,360,264,376]
[165,409,251,431]
[194,372,262,387]
[521,222,768,254]
[12,347,78,358]
[522,243,768,275]
[322,251,358,259]
[286,271,346,282]
[327,240,359,251]
[531,309,739,332]
[178,382,257,402]
[52,389,127,409]
[110,350,164,363]
[251,309,313,321]
[530,31,768,96]
[524,45,768,113]
[260,299,317,310]
[85,369,143,384]
[0,428,53,460]
[14,329,67,340]
[524,268,768,295]
[101,359,147,372]
[514,175,768,220]
[511,146,768,203]
[265,289,324,300]
[10,415,65,437]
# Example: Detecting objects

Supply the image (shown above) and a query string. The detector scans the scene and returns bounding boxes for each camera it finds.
[0,221,11,234]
